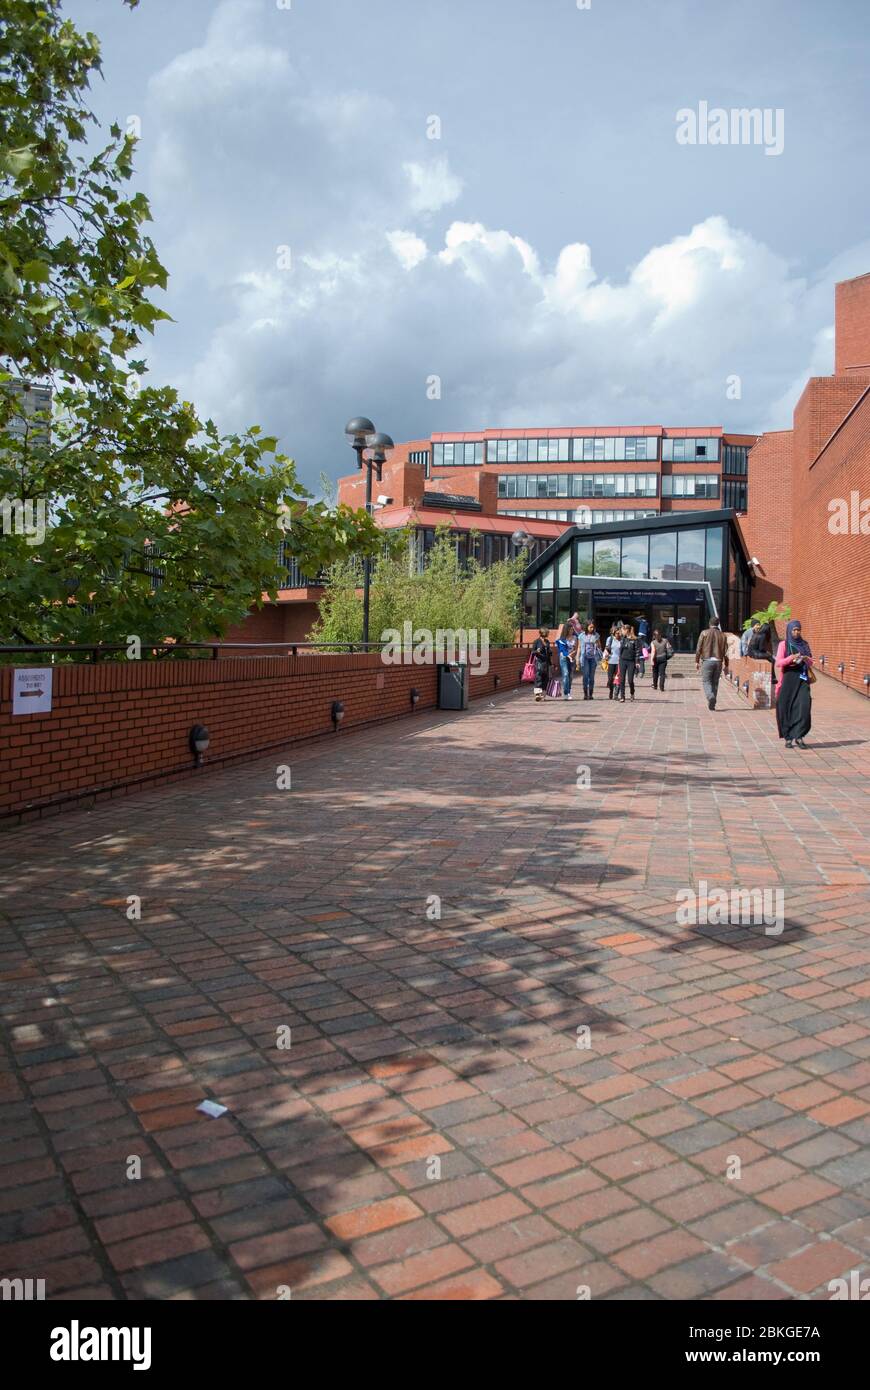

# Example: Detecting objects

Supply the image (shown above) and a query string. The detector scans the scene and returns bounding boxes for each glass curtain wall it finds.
[523,522,747,629]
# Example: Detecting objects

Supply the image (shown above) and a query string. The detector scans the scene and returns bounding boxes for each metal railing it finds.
[0,640,528,665]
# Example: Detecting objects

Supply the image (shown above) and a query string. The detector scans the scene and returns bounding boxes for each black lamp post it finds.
[345,418,393,648]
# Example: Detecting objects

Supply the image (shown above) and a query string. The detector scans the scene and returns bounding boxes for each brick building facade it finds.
[738,273,870,695]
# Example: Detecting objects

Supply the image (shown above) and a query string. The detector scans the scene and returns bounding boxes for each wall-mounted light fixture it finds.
[863,674,870,688]
[493,674,501,689]
[189,724,210,767]
[331,700,345,730]
[837,662,845,676]
[742,681,750,697]
[819,655,827,666]
[409,688,420,709]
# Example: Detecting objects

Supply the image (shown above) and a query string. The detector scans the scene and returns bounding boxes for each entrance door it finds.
[672,604,703,652]
[593,603,651,639]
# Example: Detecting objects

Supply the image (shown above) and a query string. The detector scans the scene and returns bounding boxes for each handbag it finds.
[599,657,609,674]
[521,655,536,682]
[546,677,562,698]
[806,666,816,685]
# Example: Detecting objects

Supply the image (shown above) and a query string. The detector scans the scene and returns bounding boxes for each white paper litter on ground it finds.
[197,1100,228,1118]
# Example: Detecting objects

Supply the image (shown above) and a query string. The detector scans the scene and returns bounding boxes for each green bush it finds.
[313,528,524,648]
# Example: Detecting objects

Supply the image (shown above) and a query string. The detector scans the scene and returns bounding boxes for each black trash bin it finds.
[437,661,469,710]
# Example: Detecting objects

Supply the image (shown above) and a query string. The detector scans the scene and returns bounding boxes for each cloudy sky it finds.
[68,0,870,488]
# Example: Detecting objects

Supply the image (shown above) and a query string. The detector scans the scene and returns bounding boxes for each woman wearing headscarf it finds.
[775,619,814,749]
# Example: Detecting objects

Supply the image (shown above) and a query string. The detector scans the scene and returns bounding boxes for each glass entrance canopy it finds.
[522,510,752,635]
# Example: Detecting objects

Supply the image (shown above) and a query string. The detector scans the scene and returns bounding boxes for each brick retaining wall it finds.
[0,647,530,825]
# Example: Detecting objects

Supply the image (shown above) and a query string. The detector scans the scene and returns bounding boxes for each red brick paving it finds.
[0,669,868,1299]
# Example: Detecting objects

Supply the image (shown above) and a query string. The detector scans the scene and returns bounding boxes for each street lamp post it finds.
[344,418,393,648]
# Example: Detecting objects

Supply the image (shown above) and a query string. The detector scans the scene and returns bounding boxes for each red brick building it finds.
[738,272,870,694]
[234,277,867,689]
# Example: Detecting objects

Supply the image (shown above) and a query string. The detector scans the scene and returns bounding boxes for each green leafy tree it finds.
[0,0,382,650]
[313,529,524,648]
[742,600,791,632]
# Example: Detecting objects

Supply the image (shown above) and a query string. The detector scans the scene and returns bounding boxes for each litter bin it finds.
[438,661,469,710]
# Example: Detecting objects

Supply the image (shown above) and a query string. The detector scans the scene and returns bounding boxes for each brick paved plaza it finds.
[1,669,869,1301]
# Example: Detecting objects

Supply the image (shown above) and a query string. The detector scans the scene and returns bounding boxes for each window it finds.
[677,528,705,580]
[662,437,721,462]
[649,530,677,580]
[723,480,748,510]
[575,539,594,575]
[723,444,748,474]
[433,443,443,467]
[662,474,719,499]
[705,526,723,591]
[620,534,649,579]
[593,538,620,577]
[498,472,657,498]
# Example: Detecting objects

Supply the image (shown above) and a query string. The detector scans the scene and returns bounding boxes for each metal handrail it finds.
[0,640,528,664]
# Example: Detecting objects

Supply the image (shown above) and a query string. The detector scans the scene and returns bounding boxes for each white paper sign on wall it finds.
[13,667,53,715]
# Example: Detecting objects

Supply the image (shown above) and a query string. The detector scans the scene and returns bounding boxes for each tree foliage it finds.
[313,529,524,647]
[742,600,791,632]
[0,0,382,649]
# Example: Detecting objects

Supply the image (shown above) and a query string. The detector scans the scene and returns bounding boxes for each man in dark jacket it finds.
[695,617,729,710]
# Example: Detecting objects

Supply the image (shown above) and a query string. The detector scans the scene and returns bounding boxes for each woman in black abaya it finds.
[775,619,814,748]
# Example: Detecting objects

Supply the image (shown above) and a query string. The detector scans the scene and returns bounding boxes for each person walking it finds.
[695,615,729,710]
[554,622,575,700]
[618,624,638,702]
[649,628,674,691]
[636,615,650,676]
[578,621,602,699]
[605,623,622,701]
[775,619,814,748]
[531,628,552,703]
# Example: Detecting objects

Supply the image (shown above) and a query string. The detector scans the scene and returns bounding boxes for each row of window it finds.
[434,436,670,467]
[432,441,484,468]
[723,480,748,510]
[502,508,658,524]
[410,526,548,572]
[722,444,749,474]
[531,526,725,588]
[498,472,660,499]
[661,437,721,462]
[660,475,720,498]
[431,435,739,469]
